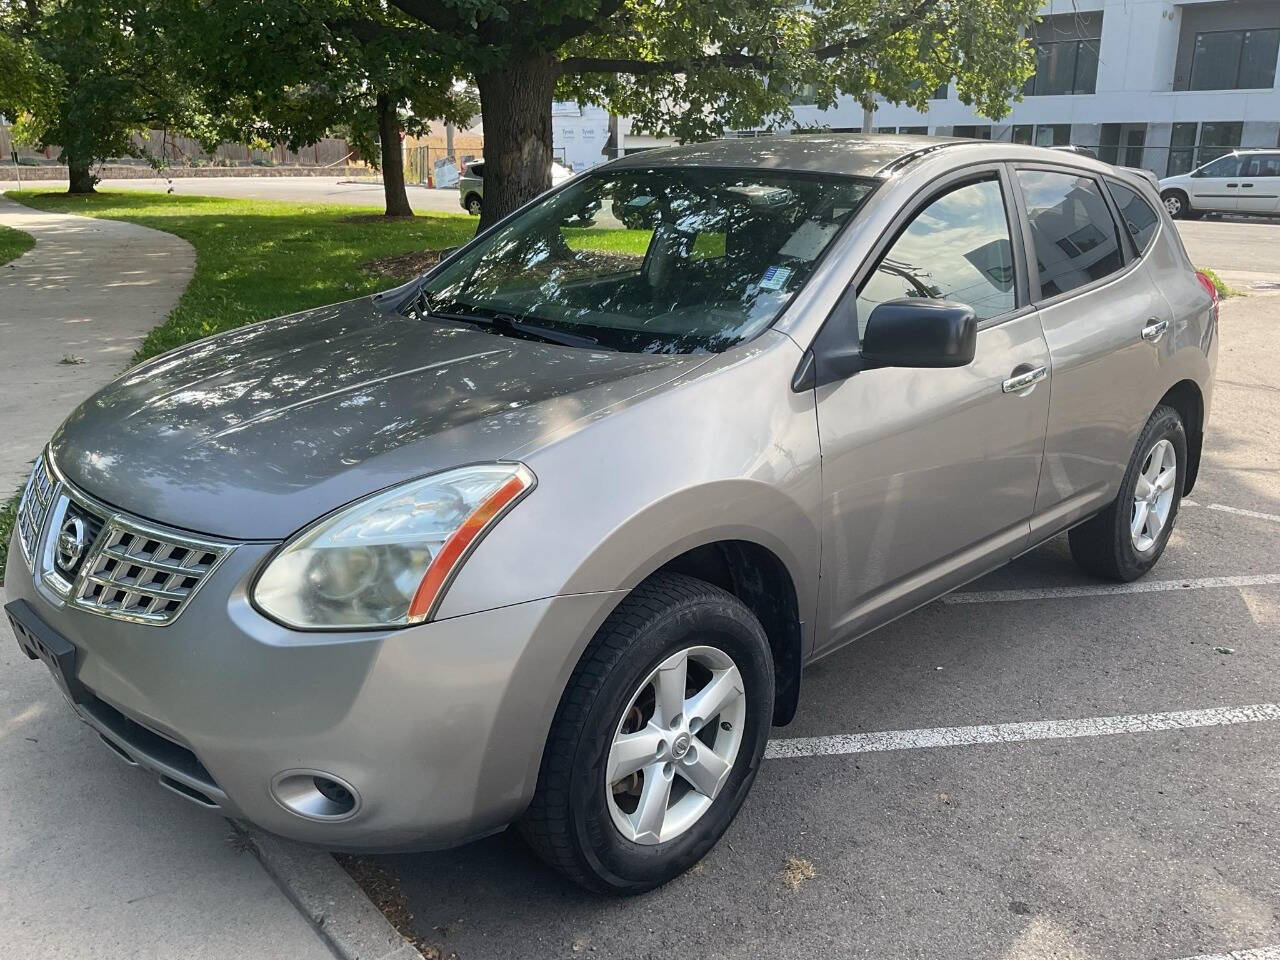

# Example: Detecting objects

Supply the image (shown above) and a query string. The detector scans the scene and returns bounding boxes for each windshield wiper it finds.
[418,295,605,350]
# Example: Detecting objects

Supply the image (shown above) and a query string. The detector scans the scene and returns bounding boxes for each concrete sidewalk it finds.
[0,195,194,492]
[0,197,335,959]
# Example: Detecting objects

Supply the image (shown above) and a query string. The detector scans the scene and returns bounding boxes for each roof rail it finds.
[874,140,968,177]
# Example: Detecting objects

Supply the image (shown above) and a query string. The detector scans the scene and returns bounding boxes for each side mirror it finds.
[792,293,978,392]
[861,299,977,368]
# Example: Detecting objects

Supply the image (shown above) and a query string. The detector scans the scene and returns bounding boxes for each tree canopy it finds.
[388,0,1041,224]
[0,0,209,192]
[165,0,476,215]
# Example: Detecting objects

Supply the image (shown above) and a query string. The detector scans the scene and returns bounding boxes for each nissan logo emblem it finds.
[55,515,88,573]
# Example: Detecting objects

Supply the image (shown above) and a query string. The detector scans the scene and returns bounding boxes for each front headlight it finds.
[253,463,535,629]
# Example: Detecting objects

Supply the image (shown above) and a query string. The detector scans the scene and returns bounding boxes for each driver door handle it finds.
[1002,365,1048,394]
[1141,318,1169,343]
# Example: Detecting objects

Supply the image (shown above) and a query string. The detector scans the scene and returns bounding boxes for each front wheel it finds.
[520,573,774,894]
[1069,405,1187,581]
[465,194,482,216]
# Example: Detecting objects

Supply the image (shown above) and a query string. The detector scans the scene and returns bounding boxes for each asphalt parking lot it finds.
[352,217,1280,960]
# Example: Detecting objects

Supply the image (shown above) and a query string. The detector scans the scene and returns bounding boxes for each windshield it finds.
[419,167,876,353]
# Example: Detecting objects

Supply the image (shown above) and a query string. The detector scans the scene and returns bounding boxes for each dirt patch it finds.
[335,854,448,959]
[781,855,816,891]
[360,249,443,281]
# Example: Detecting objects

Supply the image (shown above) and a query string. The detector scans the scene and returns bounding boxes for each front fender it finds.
[435,332,823,658]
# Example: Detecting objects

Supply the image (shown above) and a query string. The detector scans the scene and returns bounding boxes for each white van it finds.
[1159,150,1280,219]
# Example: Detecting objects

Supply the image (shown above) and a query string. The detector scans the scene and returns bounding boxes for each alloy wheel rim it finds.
[1131,438,1177,552]
[1164,195,1181,216]
[604,645,746,845]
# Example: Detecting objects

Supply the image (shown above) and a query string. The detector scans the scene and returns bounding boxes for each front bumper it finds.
[5,531,623,851]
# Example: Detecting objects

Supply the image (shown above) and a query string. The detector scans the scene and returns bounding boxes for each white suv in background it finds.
[1159,150,1280,219]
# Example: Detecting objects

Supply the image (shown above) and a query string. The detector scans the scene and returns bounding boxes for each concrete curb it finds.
[235,823,421,960]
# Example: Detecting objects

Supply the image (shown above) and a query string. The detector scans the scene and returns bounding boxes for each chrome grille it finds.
[16,456,57,566]
[73,522,226,624]
[26,456,234,626]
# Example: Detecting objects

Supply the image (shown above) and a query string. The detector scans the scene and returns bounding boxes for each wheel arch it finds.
[646,540,804,726]
[1159,379,1204,493]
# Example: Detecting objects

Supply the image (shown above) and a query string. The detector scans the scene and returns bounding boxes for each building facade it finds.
[852,0,1280,176]
[553,0,1280,178]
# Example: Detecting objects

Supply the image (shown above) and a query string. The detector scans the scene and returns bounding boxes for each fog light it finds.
[271,769,361,821]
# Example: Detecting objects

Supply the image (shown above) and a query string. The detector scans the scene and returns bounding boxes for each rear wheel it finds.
[1069,405,1186,581]
[1161,190,1190,220]
[465,194,482,216]
[520,573,773,894]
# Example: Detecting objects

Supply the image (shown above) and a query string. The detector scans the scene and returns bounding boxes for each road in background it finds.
[0,175,468,215]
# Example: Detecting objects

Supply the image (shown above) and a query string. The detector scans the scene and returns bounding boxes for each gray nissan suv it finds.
[6,135,1217,894]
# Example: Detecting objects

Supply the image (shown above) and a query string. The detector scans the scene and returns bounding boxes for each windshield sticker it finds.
[759,265,792,291]
[780,220,841,261]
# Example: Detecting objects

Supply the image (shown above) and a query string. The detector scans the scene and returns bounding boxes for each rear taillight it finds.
[1195,270,1220,322]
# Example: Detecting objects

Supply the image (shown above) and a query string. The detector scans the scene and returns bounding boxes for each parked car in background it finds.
[458,159,576,215]
[1159,149,1280,219]
[8,135,1217,895]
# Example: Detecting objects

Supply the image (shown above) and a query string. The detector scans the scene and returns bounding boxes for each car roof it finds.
[607,134,964,178]
[604,133,1149,180]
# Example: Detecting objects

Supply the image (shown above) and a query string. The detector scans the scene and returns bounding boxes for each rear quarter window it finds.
[1105,179,1160,255]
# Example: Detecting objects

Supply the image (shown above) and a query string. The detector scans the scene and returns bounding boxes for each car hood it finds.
[51,296,705,540]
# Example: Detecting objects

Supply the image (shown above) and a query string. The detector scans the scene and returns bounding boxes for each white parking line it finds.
[1178,947,1280,960]
[1206,502,1280,524]
[764,703,1280,760]
[1182,498,1280,524]
[941,574,1280,604]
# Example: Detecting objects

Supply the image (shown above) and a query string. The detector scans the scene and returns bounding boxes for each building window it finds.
[953,125,992,140]
[1167,121,1244,177]
[1189,29,1280,90]
[1023,13,1103,97]
[876,126,928,135]
[1099,124,1147,167]
[1025,40,1100,95]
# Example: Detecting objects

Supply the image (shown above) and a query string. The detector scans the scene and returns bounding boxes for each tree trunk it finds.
[67,157,97,194]
[475,54,557,229]
[376,91,413,218]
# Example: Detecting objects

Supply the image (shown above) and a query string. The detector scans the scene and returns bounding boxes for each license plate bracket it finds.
[5,599,87,704]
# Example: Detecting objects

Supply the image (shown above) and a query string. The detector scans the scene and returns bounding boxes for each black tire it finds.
[520,572,774,894]
[1069,405,1187,581]
[1161,189,1191,220]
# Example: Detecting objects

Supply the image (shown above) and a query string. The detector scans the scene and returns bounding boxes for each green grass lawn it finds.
[7,190,479,363]
[0,222,36,266]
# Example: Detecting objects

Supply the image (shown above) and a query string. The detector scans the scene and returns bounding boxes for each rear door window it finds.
[1243,154,1280,177]
[1016,169,1125,299]
[1105,178,1160,255]
[856,177,1016,332]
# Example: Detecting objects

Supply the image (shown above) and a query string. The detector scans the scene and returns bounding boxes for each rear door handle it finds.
[1141,318,1169,343]
[1002,365,1048,394]
[1242,183,1255,188]
[1227,182,1239,188]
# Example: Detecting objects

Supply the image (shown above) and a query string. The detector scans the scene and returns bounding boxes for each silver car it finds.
[6,136,1217,894]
